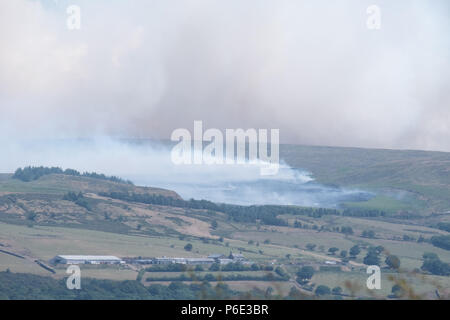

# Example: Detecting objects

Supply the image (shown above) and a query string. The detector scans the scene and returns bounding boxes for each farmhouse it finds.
[50,255,124,265]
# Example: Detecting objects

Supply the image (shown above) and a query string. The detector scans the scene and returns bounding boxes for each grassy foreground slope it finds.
[281,145,450,214]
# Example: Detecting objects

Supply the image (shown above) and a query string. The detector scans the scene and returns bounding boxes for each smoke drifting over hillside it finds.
[0,138,371,206]
[0,0,449,151]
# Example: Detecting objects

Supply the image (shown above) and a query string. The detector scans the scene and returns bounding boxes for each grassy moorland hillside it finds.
[280,145,450,214]
[0,173,179,198]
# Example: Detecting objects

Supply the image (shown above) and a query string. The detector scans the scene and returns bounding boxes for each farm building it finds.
[218,258,233,265]
[50,255,124,265]
[230,253,245,261]
[125,258,154,264]
[186,258,215,265]
[153,257,215,265]
[208,254,226,260]
[153,257,186,264]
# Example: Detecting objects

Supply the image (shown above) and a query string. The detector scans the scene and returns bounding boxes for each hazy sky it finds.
[1,0,449,151]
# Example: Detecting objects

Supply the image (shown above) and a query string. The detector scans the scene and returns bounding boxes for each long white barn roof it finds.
[57,255,121,261]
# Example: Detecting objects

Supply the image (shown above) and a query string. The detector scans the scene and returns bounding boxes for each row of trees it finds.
[421,253,450,276]
[145,261,274,273]
[0,270,236,299]
[430,235,450,251]
[306,242,402,269]
[146,272,284,283]
[436,222,450,232]
[13,166,133,185]
[101,191,387,228]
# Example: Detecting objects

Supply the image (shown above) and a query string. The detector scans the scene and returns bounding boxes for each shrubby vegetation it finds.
[361,230,376,239]
[63,192,92,210]
[340,226,354,235]
[363,246,383,266]
[0,271,241,300]
[385,255,401,270]
[145,271,286,282]
[296,266,315,284]
[99,192,386,227]
[146,263,289,282]
[315,285,331,296]
[349,245,360,257]
[341,208,386,217]
[430,235,450,251]
[144,262,273,273]
[421,253,450,276]
[436,222,450,232]
[13,166,133,185]
[0,271,238,299]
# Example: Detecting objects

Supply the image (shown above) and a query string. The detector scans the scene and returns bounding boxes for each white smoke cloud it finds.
[0,137,370,206]
[0,0,449,151]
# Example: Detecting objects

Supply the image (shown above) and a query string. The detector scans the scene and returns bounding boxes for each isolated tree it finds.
[195,265,204,272]
[423,252,439,261]
[340,250,347,258]
[296,266,315,284]
[328,247,339,255]
[391,284,405,298]
[211,220,218,230]
[332,286,343,295]
[385,255,401,270]
[265,287,274,299]
[421,256,450,276]
[204,274,216,282]
[362,230,376,239]
[363,251,380,266]
[349,245,361,257]
[306,243,316,251]
[209,263,220,271]
[184,243,193,252]
[315,285,331,296]
[341,226,354,235]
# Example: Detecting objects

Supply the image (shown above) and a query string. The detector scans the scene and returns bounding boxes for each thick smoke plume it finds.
[0,0,449,151]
